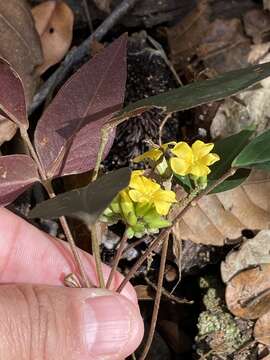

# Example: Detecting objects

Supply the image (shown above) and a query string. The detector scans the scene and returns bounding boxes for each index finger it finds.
[0,208,137,304]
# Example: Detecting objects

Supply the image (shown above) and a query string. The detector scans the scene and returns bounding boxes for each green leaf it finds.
[119,62,270,117]
[29,168,131,226]
[208,129,253,193]
[174,174,193,192]
[233,129,270,169]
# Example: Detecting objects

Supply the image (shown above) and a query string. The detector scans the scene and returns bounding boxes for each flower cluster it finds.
[102,140,219,239]
[101,171,176,238]
[134,140,220,179]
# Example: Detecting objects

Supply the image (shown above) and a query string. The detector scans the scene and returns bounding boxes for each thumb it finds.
[0,284,144,360]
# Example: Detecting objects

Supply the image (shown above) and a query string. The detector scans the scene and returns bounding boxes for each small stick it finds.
[145,277,192,305]
[29,0,140,115]
[106,231,128,289]
[139,234,169,360]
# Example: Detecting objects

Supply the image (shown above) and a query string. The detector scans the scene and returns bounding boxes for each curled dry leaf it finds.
[35,34,127,178]
[0,155,39,206]
[221,230,270,283]
[176,170,270,246]
[225,264,270,320]
[0,0,43,105]
[254,311,270,346]
[32,0,74,75]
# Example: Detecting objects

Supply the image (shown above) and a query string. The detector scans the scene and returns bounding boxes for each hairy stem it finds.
[91,223,105,288]
[106,231,128,289]
[21,129,92,288]
[117,167,236,292]
[139,234,169,360]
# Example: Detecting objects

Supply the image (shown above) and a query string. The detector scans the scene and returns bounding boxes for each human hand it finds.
[0,208,143,359]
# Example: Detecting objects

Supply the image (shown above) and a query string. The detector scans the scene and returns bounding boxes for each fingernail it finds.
[79,291,144,358]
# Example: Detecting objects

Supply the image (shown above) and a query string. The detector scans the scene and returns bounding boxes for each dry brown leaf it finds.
[135,285,153,301]
[221,230,270,284]
[32,0,74,75]
[0,0,43,105]
[243,9,270,44]
[254,311,270,346]
[165,0,210,67]
[225,264,270,319]
[175,170,270,246]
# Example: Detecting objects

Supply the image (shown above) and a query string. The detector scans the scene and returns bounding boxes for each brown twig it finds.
[106,231,128,289]
[91,223,105,288]
[29,0,140,115]
[144,277,192,305]
[139,234,169,360]
[117,167,236,292]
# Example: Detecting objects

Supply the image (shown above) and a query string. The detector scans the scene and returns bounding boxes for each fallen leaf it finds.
[197,18,250,72]
[35,34,127,178]
[176,170,270,245]
[225,264,270,319]
[32,0,74,75]
[221,230,270,283]
[243,9,270,44]
[93,0,111,13]
[0,155,39,206]
[254,311,270,345]
[165,0,210,67]
[211,52,270,139]
[0,0,43,104]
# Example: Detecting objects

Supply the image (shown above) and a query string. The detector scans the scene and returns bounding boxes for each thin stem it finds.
[21,129,92,288]
[139,234,169,360]
[106,231,128,289]
[158,112,172,146]
[92,126,110,181]
[117,167,236,292]
[91,223,105,288]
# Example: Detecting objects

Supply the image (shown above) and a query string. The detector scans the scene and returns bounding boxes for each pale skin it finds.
[0,208,144,359]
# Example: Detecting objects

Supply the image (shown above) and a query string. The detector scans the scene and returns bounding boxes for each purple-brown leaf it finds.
[0,58,28,129]
[0,155,39,206]
[34,34,128,178]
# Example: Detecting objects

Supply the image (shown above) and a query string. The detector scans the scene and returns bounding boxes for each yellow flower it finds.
[170,140,220,177]
[128,171,176,215]
[133,142,176,163]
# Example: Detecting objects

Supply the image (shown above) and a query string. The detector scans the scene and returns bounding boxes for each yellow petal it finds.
[161,141,177,151]
[201,153,220,166]
[153,189,176,203]
[154,200,172,215]
[170,157,190,176]
[171,142,193,163]
[129,189,147,203]
[192,140,214,159]
[130,171,145,189]
[133,149,163,163]
[190,163,210,177]
[141,176,160,194]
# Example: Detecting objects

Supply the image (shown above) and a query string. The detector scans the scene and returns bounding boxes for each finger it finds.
[0,208,136,303]
[0,285,144,360]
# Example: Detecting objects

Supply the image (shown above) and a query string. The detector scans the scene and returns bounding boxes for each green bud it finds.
[144,208,171,229]
[120,190,137,226]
